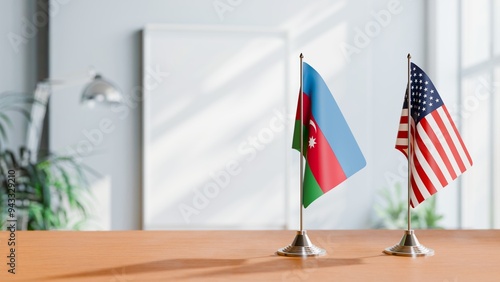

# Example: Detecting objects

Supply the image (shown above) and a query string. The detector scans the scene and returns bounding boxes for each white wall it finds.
[49,0,426,230]
[428,0,500,229]
[0,0,38,150]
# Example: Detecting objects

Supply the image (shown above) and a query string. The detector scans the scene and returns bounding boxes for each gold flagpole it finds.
[383,53,434,257]
[277,53,325,257]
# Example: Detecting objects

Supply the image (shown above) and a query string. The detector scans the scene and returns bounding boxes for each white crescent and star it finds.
[308,120,317,148]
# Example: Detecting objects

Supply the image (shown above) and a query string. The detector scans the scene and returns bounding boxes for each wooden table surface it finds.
[0,229,499,281]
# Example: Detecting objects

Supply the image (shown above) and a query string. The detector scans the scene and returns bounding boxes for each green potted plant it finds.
[373,182,444,229]
[0,92,94,230]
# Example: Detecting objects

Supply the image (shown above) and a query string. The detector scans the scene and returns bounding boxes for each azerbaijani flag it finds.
[293,62,366,208]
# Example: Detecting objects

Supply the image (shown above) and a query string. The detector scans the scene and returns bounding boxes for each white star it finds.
[424,88,428,91]
[436,99,440,102]
[430,90,434,93]
[430,96,434,100]
[308,136,317,148]
[419,86,422,89]
[424,94,427,98]
[419,73,423,77]
[423,107,426,111]
[425,81,429,85]
[419,80,423,83]
[423,101,426,104]
[430,103,433,106]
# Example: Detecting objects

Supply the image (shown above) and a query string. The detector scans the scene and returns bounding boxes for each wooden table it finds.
[0,230,499,281]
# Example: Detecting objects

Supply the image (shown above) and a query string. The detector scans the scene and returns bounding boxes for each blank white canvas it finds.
[142,25,290,229]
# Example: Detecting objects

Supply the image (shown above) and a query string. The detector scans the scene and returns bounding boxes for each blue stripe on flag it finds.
[302,62,366,177]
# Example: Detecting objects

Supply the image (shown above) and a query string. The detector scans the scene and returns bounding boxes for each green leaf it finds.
[1,144,94,230]
[0,123,7,142]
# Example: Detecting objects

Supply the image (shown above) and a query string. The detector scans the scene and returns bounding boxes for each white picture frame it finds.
[142,24,291,230]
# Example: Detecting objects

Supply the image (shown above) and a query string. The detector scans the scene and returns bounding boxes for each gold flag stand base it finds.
[277,230,326,257]
[383,230,434,257]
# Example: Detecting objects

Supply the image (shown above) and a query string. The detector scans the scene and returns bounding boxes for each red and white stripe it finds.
[396,105,472,207]
[396,108,409,156]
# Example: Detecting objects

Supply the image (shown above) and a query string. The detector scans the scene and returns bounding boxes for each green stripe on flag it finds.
[303,164,324,208]
[292,120,309,152]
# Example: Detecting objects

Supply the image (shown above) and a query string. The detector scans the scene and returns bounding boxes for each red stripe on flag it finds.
[397,113,409,139]
[410,175,424,208]
[396,110,410,157]
[419,117,458,179]
[412,153,438,195]
[295,91,311,124]
[400,115,408,124]
[306,116,347,193]
[414,131,448,187]
[441,105,473,167]
[397,131,408,139]
[431,110,467,173]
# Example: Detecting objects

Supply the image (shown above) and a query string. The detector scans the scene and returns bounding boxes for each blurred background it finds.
[0,0,498,230]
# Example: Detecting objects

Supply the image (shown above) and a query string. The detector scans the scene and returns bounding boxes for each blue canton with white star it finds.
[403,63,444,124]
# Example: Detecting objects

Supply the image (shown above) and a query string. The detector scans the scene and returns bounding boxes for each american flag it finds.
[396,62,473,208]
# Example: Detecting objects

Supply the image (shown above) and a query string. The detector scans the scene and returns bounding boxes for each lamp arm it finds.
[25,67,96,161]
[25,82,51,162]
[44,67,96,91]
[25,68,121,161]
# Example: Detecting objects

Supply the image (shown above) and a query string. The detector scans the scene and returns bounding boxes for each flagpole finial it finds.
[300,53,304,59]
[407,53,411,59]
